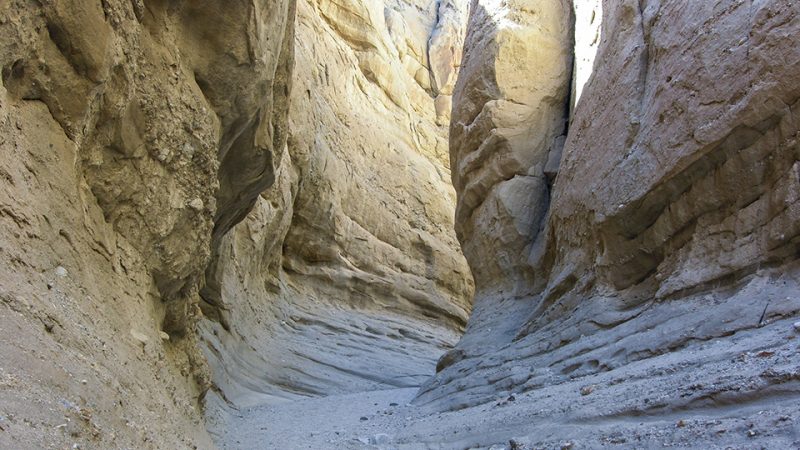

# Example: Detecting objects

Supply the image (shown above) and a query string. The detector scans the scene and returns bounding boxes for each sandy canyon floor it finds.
[209,316,800,450]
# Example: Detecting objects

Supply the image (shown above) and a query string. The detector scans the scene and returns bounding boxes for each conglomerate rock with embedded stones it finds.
[0,0,293,447]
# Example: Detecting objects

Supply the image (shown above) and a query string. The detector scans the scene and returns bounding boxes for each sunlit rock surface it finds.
[200,0,473,426]
[449,0,574,298]
[2,0,800,448]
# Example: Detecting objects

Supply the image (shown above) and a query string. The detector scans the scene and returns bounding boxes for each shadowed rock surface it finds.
[0,0,294,447]
[418,0,800,439]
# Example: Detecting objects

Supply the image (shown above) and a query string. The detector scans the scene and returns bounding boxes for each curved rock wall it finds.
[449,0,573,298]
[542,0,800,305]
[5,0,798,447]
[0,0,293,447]
[200,0,473,418]
[423,0,800,426]
[1,0,472,444]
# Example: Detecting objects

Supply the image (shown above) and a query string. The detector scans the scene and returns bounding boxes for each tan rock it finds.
[449,0,573,297]
[428,0,469,97]
[199,0,473,410]
[0,0,294,447]
[542,0,800,304]
[7,0,797,446]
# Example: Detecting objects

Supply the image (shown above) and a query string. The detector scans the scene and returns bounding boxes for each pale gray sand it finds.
[211,317,800,450]
[211,388,418,449]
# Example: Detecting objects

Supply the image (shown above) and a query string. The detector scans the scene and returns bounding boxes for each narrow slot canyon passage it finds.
[1,0,800,449]
[200,0,478,444]
[203,0,574,445]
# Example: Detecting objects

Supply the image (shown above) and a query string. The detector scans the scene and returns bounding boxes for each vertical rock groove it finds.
[448,0,574,298]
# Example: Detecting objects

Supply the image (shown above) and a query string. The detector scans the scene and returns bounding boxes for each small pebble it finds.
[181,143,196,158]
[359,416,368,421]
[188,198,204,211]
[55,266,68,278]
[793,321,800,332]
[370,434,391,445]
[130,329,149,345]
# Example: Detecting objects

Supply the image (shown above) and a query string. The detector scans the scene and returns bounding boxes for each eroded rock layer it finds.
[0,0,293,447]
[3,0,799,447]
[200,0,473,424]
[449,0,573,298]
[1,0,474,445]
[424,0,800,443]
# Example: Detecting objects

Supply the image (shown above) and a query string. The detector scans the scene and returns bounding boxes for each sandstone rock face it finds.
[544,0,800,305]
[0,0,293,447]
[449,0,573,298]
[200,0,473,419]
[422,0,800,433]
[5,0,799,446]
[1,0,294,332]
[1,0,472,444]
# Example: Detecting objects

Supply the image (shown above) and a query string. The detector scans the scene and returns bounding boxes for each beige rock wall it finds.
[201,0,473,417]
[0,0,471,443]
[449,0,573,297]
[0,0,294,447]
[286,0,472,325]
[422,0,800,416]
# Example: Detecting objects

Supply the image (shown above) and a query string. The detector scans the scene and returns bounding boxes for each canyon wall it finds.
[201,0,473,418]
[3,0,799,447]
[422,0,800,427]
[0,0,473,445]
[0,0,294,447]
[449,0,573,299]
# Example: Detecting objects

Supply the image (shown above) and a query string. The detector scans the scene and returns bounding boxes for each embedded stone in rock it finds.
[436,348,466,373]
